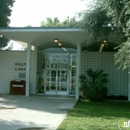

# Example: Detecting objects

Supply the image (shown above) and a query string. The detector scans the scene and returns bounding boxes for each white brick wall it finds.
[0,51,35,94]
[81,52,128,96]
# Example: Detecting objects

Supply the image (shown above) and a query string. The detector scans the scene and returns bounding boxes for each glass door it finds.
[45,53,69,95]
[46,69,68,95]
[36,52,77,96]
[46,70,57,94]
[57,70,68,94]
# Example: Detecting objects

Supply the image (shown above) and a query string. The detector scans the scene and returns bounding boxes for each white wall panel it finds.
[0,51,35,94]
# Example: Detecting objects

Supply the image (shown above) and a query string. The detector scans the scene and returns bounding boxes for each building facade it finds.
[0,27,129,100]
[0,50,128,97]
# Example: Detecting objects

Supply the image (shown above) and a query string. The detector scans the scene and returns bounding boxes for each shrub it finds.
[79,68,108,101]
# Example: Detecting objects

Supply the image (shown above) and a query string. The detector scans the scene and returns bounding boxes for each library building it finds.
[0,27,129,100]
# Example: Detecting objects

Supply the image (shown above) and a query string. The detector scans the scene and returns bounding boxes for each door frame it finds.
[44,52,70,95]
[45,69,69,95]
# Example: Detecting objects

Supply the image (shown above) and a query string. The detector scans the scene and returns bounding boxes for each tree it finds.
[27,24,32,27]
[41,17,56,27]
[101,0,130,69]
[81,0,130,69]
[81,7,113,45]
[0,0,15,48]
[0,35,9,49]
[40,16,80,27]
[53,17,60,26]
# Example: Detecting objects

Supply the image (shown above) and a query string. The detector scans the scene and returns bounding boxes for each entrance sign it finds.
[15,62,26,71]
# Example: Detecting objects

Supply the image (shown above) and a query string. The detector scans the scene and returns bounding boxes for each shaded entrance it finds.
[36,50,76,96]
[0,27,85,99]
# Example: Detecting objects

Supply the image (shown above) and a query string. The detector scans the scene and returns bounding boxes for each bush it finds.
[79,68,108,101]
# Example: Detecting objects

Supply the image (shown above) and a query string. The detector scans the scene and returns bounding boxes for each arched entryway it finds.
[0,27,85,100]
[36,45,77,96]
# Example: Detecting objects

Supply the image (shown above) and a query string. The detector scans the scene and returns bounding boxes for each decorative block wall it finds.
[81,52,128,96]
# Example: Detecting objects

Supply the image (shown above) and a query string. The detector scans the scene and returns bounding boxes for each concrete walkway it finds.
[0,95,77,130]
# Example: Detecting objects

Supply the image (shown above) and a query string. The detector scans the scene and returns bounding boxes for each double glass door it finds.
[45,53,69,95]
[46,69,68,95]
[36,52,77,96]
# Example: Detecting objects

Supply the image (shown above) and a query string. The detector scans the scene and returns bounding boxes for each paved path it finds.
[0,95,76,130]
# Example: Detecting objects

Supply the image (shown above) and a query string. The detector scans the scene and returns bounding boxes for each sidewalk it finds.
[0,95,76,130]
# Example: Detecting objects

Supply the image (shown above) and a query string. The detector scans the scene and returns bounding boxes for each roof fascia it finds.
[0,27,82,32]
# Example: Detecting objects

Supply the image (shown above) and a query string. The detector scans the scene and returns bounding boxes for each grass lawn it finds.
[57,100,130,130]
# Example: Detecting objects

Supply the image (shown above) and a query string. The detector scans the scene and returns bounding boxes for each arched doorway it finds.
[36,48,77,96]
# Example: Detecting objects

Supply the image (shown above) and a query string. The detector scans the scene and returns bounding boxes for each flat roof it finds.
[0,27,85,49]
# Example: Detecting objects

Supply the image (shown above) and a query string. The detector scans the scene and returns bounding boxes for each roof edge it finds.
[0,27,82,32]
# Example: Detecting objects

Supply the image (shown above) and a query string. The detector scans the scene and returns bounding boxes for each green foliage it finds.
[79,68,108,101]
[101,0,130,41]
[114,38,130,70]
[40,16,80,27]
[81,0,130,69]
[81,7,112,45]
[0,0,15,27]
[0,0,15,48]
[0,36,9,49]
[27,24,32,27]
[100,0,130,69]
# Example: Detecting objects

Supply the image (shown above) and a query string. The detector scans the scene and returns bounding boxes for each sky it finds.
[9,0,88,27]
[8,0,90,50]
